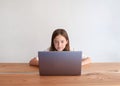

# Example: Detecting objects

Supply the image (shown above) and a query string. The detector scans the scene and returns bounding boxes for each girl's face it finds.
[53,35,68,51]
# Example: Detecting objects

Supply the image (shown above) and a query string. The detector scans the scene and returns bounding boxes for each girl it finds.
[29,29,91,66]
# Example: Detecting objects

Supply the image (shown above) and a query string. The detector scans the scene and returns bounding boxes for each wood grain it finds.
[0,63,120,86]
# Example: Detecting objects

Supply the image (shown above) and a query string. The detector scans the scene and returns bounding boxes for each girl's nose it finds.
[58,42,61,46]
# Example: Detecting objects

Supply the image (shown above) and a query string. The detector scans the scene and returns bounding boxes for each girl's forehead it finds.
[54,35,66,40]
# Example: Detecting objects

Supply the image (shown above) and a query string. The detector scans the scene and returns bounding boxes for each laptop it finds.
[38,51,82,76]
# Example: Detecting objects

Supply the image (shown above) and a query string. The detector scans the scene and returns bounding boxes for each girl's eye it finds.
[54,41,58,43]
[61,41,64,43]
[54,40,59,44]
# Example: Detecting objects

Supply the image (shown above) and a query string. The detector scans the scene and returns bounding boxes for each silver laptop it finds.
[38,51,82,76]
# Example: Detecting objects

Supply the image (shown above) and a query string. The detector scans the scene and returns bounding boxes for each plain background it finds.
[0,0,120,63]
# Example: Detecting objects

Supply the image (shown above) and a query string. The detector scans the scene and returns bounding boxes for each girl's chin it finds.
[56,49,63,51]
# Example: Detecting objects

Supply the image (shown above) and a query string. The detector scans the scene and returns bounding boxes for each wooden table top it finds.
[0,63,120,86]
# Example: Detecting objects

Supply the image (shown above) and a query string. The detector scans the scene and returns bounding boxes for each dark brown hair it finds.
[49,29,70,51]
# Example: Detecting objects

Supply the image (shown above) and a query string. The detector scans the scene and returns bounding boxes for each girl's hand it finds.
[82,57,91,66]
[29,57,39,66]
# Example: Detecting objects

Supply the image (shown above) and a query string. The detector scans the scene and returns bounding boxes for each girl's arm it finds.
[29,57,39,66]
[29,57,91,66]
[82,57,91,66]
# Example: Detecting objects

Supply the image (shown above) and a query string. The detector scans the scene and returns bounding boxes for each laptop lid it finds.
[38,51,82,76]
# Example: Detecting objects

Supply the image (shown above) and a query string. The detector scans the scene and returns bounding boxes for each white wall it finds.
[0,0,120,63]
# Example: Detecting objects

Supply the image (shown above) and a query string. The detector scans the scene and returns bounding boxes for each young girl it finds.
[29,29,91,66]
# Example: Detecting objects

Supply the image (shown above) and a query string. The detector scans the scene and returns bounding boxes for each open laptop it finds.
[38,51,82,76]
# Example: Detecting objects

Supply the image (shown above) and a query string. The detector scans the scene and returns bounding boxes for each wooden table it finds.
[0,63,120,86]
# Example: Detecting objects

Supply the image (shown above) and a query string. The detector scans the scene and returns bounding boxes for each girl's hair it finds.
[49,29,70,51]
